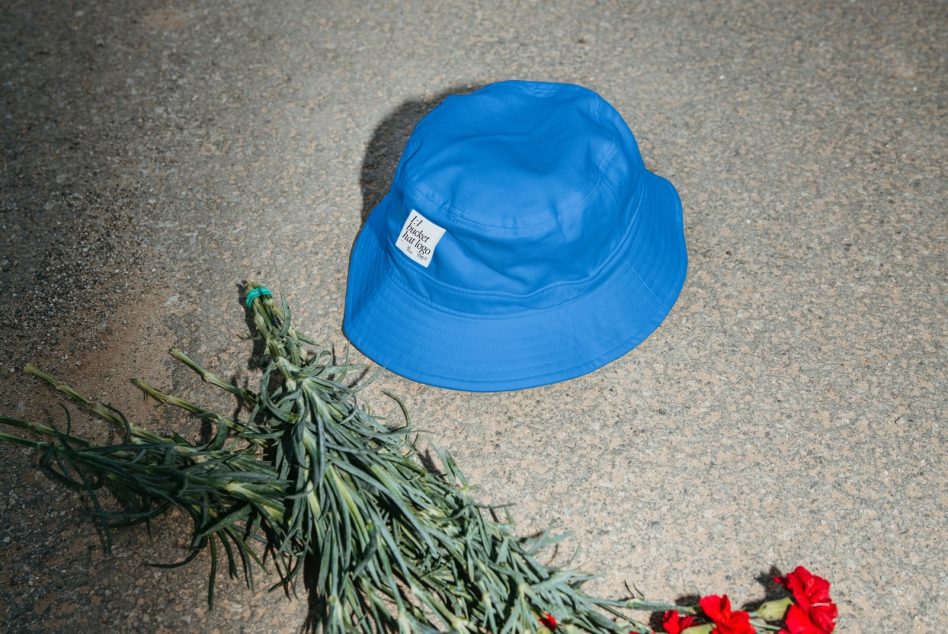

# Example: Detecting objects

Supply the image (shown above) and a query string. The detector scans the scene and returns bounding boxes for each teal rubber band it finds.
[245,287,273,308]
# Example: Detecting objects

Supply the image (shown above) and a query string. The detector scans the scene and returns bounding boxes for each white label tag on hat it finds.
[394,209,446,268]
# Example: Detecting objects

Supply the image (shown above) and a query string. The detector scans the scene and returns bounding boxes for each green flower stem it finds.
[169,348,257,405]
[0,429,50,450]
[24,363,165,444]
[0,415,94,447]
[625,599,698,614]
[132,378,262,442]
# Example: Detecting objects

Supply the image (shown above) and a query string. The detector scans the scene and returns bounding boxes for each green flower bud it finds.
[755,596,793,621]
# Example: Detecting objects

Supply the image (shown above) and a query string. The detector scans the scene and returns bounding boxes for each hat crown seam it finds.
[382,175,647,315]
[397,90,621,233]
[401,140,620,236]
[382,247,632,320]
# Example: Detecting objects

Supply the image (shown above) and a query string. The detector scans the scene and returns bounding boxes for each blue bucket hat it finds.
[344,80,687,391]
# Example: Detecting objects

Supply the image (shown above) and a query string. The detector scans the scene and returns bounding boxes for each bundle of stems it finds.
[0,283,686,633]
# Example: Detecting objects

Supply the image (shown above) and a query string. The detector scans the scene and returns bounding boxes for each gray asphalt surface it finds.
[1,1,945,632]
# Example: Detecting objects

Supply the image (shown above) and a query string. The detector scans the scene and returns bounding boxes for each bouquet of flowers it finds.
[0,284,837,633]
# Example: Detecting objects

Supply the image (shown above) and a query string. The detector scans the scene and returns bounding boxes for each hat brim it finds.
[343,171,687,392]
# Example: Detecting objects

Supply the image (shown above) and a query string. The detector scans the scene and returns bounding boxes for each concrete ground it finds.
[1,1,944,632]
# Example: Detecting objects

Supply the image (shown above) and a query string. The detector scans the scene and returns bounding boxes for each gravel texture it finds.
[0,1,945,632]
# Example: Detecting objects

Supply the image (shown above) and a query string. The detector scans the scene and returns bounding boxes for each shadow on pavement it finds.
[358,83,486,225]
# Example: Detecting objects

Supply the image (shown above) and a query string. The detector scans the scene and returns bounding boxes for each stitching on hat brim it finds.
[345,254,685,391]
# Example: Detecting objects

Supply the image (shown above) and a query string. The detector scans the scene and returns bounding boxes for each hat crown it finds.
[345,80,687,390]
[385,81,646,313]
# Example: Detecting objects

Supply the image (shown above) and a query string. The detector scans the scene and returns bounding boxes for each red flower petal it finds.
[662,611,698,634]
[698,594,731,622]
[698,594,756,634]
[810,606,838,633]
[539,611,558,630]
[776,567,837,633]
[780,604,823,634]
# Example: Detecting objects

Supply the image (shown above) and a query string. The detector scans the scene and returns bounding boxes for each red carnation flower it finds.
[662,610,698,634]
[774,566,837,633]
[779,604,833,634]
[539,611,558,630]
[698,594,756,634]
